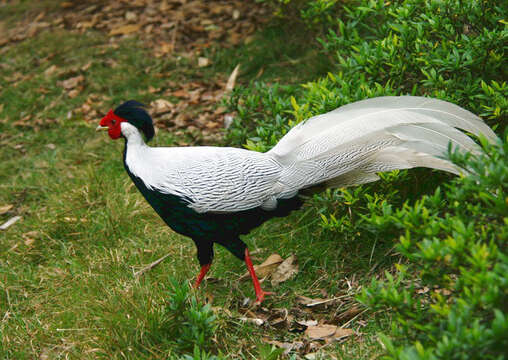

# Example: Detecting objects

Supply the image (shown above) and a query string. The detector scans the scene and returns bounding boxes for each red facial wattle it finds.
[100,109,126,140]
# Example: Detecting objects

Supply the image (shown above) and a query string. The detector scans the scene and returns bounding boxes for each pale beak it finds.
[96,125,108,132]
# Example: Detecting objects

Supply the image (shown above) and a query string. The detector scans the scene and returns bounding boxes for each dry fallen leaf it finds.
[60,2,74,8]
[0,204,13,215]
[269,316,287,328]
[60,75,84,90]
[68,89,80,98]
[81,62,92,72]
[109,24,141,36]
[225,64,240,92]
[159,0,170,12]
[157,42,173,55]
[151,99,173,115]
[172,89,190,98]
[305,324,354,341]
[296,319,318,327]
[239,253,283,280]
[44,65,58,77]
[125,11,138,22]
[271,254,298,286]
[264,339,304,355]
[224,114,234,129]
[332,327,354,340]
[198,57,210,67]
[305,324,336,340]
[23,231,38,246]
[239,317,264,326]
[434,288,452,296]
[417,286,430,294]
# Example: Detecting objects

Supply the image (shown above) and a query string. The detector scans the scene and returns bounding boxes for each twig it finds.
[369,237,378,266]
[0,216,21,230]
[170,21,178,52]
[340,308,368,329]
[305,295,350,307]
[133,253,172,277]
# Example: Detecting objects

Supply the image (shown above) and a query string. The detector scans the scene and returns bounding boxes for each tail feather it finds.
[325,171,380,188]
[388,123,482,155]
[309,96,495,141]
[363,147,463,175]
[270,96,496,192]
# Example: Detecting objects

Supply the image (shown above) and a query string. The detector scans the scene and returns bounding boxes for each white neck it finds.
[121,122,145,146]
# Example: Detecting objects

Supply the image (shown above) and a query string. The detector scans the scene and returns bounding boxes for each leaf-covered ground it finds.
[0,1,391,358]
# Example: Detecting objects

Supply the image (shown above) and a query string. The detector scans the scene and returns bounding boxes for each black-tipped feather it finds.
[114,100,155,141]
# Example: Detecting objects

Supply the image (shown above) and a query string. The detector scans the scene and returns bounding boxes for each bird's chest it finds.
[123,166,210,239]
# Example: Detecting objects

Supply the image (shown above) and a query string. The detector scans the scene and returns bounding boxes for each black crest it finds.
[114,100,155,141]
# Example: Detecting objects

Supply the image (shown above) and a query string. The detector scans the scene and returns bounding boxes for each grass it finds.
[211,24,333,83]
[0,3,390,359]
[0,0,62,25]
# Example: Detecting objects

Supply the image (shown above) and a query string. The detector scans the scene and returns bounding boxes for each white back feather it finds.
[122,123,284,213]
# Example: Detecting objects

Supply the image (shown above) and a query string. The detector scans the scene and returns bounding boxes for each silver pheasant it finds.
[97,96,497,302]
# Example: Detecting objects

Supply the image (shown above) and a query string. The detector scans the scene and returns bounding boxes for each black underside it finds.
[123,146,303,265]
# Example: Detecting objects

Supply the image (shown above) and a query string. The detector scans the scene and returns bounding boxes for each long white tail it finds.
[268,96,497,194]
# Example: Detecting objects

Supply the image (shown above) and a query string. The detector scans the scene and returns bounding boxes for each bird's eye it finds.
[111,119,116,125]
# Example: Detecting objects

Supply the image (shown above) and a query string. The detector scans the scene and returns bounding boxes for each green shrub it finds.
[319,0,507,119]
[226,0,507,358]
[228,0,506,151]
[359,136,508,360]
[107,278,219,357]
[154,278,217,353]
[257,0,342,30]
[178,346,226,360]
[226,82,300,151]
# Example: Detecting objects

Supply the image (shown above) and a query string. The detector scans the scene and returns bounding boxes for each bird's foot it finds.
[255,290,274,304]
[193,263,211,289]
[244,248,274,304]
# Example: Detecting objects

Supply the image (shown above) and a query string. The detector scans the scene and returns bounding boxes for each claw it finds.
[255,290,274,304]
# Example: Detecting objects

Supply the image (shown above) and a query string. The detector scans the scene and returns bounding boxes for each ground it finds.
[0,1,390,358]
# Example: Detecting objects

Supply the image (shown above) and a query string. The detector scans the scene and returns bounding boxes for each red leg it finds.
[193,263,211,289]
[244,248,273,303]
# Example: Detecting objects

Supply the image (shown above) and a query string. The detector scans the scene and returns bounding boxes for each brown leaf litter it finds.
[1,1,269,141]
[231,260,366,357]
[1,1,269,59]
